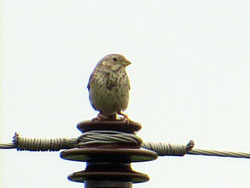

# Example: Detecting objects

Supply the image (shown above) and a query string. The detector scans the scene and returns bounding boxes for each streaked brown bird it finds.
[87,54,131,120]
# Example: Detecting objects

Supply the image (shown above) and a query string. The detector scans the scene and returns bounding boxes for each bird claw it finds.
[119,117,130,124]
[117,111,130,124]
[92,113,109,122]
[92,113,117,122]
[92,112,130,123]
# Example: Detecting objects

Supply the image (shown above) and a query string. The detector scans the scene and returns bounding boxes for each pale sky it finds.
[1,0,250,188]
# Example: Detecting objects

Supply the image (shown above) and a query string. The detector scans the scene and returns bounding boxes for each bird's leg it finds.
[92,112,109,121]
[107,113,117,121]
[117,111,129,123]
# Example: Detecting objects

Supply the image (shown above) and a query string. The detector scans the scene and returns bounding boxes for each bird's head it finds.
[100,54,131,72]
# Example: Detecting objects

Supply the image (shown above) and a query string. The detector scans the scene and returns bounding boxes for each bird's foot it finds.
[92,112,130,123]
[92,113,109,122]
[117,111,130,124]
[92,113,117,121]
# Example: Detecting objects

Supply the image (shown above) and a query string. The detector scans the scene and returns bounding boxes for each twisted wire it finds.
[189,148,250,159]
[142,140,194,156]
[76,130,142,146]
[4,133,77,152]
[1,132,250,159]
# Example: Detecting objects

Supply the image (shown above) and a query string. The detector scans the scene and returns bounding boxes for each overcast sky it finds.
[2,0,250,188]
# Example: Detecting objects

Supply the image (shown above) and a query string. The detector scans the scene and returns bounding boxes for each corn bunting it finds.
[87,54,131,120]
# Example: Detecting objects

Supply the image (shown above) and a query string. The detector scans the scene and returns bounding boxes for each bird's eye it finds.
[113,58,118,61]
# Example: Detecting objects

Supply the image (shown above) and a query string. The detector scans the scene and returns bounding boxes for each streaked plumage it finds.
[87,54,131,120]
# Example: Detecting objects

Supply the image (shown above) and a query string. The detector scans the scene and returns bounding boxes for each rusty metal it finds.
[60,120,157,188]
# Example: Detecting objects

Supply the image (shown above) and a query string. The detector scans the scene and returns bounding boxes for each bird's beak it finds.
[122,59,132,66]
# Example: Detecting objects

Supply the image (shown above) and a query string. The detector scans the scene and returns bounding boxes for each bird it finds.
[87,54,131,121]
